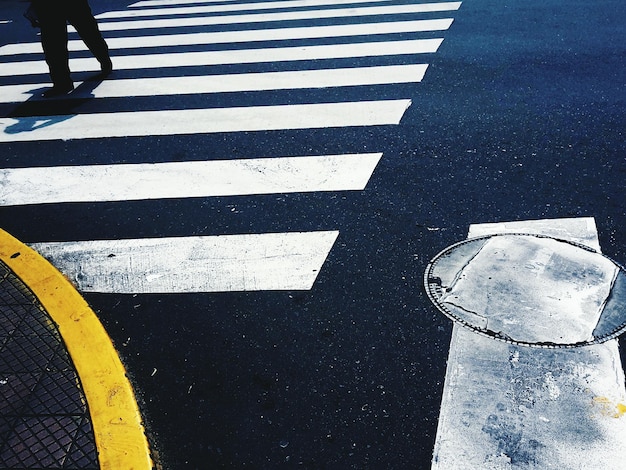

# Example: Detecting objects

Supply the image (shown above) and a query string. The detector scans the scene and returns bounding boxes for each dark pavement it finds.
[0,0,625,468]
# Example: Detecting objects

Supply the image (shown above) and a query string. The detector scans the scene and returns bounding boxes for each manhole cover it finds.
[424,233,626,348]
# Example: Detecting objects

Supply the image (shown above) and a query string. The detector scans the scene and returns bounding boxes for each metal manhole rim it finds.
[423,232,626,349]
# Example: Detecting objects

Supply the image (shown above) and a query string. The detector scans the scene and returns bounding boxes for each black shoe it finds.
[99,58,113,77]
[42,83,74,98]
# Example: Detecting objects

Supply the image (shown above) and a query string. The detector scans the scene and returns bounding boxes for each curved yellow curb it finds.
[0,229,153,470]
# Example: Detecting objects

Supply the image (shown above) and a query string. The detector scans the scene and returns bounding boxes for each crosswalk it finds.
[0,0,461,293]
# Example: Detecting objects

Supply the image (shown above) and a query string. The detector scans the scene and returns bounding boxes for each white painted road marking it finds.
[0,100,411,142]
[130,0,238,6]
[0,19,452,55]
[1,0,461,294]
[102,0,398,19]
[432,217,626,469]
[0,153,382,205]
[464,218,602,249]
[30,232,339,293]
[86,3,460,32]
[437,235,618,344]
[0,65,428,103]
[0,39,444,77]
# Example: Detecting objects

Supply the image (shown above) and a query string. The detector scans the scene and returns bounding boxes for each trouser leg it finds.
[66,0,111,67]
[31,1,72,87]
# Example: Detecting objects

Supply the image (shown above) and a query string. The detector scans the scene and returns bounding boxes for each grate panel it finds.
[0,261,99,468]
[0,415,80,467]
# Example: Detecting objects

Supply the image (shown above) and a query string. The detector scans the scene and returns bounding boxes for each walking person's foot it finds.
[99,58,113,77]
[42,83,74,98]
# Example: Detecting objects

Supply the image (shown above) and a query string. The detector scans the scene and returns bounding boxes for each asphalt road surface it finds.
[0,0,625,468]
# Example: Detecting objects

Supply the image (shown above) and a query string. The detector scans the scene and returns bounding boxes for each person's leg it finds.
[66,0,112,74]
[31,0,74,94]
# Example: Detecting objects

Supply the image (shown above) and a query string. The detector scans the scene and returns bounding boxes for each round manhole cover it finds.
[424,233,626,348]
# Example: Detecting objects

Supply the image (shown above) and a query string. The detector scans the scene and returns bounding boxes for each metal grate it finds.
[0,261,99,469]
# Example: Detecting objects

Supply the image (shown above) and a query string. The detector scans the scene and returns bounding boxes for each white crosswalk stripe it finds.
[0,20,450,55]
[83,2,461,32]
[129,0,240,6]
[128,0,261,6]
[30,232,340,293]
[0,100,410,141]
[0,154,383,205]
[0,65,429,103]
[0,39,444,77]
[0,0,461,293]
[98,0,401,19]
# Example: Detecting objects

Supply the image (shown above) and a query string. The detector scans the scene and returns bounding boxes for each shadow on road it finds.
[2,73,108,134]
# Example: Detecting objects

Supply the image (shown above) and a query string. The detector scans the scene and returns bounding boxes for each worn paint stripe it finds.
[432,217,626,469]
[467,217,602,252]
[98,0,460,21]
[30,231,340,293]
[0,19,451,55]
[0,100,411,142]
[104,0,396,18]
[0,39,442,77]
[130,0,238,6]
[85,4,460,32]
[0,229,153,469]
[0,65,428,103]
[0,153,383,206]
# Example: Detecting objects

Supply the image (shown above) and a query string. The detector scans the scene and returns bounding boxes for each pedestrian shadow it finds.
[2,73,107,135]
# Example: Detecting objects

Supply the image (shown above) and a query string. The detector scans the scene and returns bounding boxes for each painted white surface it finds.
[468,217,601,251]
[434,327,626,469]
[0,39,443,77]
[104,0,397,18]
[0,65,428,103]
[440,235,617,344]
[432,217,626,469]
[84,4,459,32]
[30,231,339,293]
[0,20,451,55]
[130,0,238,6]
[1,0,460,299]
[0,100,411,142]
[0,153,382,205]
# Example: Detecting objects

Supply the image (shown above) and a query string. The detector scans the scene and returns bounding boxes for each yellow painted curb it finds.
[0,229,153,470]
